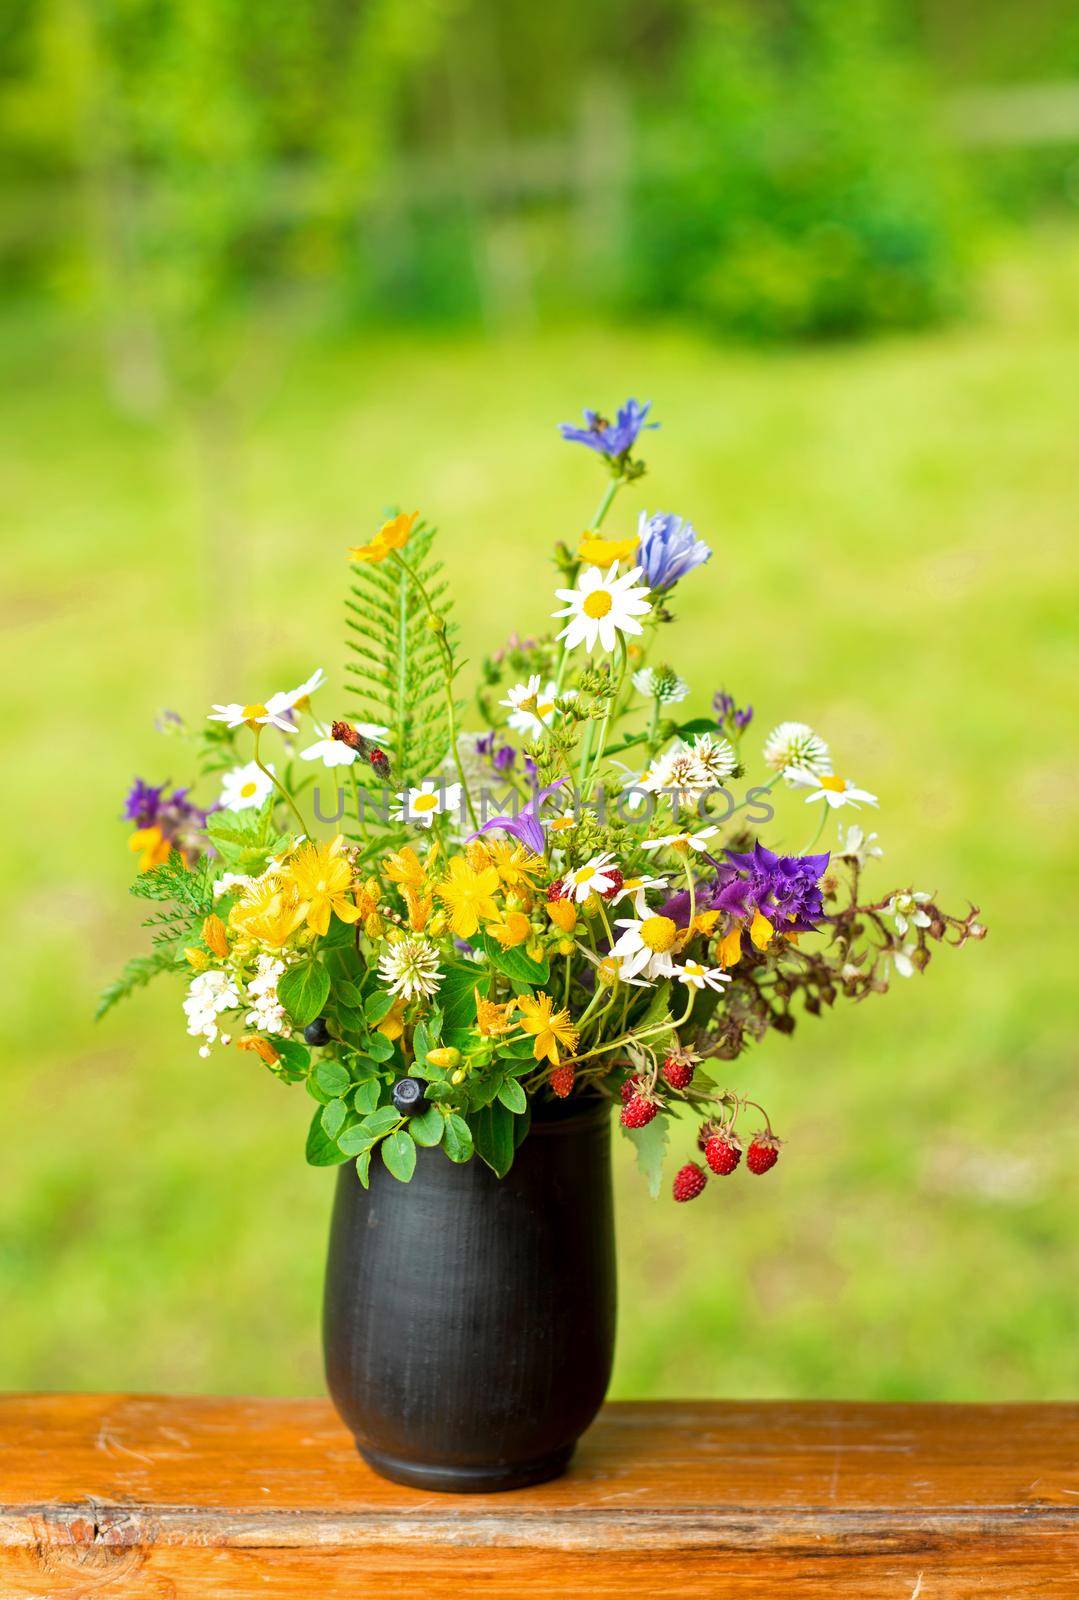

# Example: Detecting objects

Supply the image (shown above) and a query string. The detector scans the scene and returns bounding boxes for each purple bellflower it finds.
[469,778,567,857]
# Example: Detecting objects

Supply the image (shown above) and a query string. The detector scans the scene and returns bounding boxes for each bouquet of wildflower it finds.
[105,400,983,1199]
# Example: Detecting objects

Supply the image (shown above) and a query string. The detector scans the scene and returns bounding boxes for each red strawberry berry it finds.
[621,1073,644,1103]
[620,1093,658,1130]
[672,1162,707,1202]
[548,1063,575,1099]
[662,1055,694,1090]
[546,878,568,902]
[704,1132,742,1175]
[600,867,624,899]
[746,1131,782,1174]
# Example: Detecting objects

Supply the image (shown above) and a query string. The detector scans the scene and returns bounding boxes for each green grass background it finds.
[2,227,1077,1400]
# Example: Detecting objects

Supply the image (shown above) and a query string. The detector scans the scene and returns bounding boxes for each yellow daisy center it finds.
[819,774,846,792]
[573,864,596,885]
[242,703,267,720]
[412,794,439,812]
[240,781,258,798]
[536,701,555,718]
[684,961,704,976]
[583,589,613,619]
[640,914,677,953]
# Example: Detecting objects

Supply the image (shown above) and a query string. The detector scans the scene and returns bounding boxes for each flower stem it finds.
[253,729,309,836]
[554,473,627,695]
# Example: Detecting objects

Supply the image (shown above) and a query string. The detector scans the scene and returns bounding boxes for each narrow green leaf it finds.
[355,1149,372,1188]
[470,1102,517,1178]
[622,1114,669,1200]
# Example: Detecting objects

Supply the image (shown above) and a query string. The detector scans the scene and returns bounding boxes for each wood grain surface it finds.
[1,1394,1076,1597]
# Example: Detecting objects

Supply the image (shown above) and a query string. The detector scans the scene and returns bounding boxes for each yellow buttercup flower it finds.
[347,510,419,565]
[128,826,171,872]
[475,992,517,1037]
[402,885,434,932]
[750,908,774,950]
[577,532,638,566]
[518,992,578,1065]
[486,909,532,949]
[287,836,364,936]
[436,855,500,939]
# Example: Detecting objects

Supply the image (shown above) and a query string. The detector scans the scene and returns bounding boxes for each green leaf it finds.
[321,1098,347,1140]
[322,914,361,949]
[305,1107,349,1167]
[206,801,287,874]
[271,1037,310,1077]
[315,1059,351,1097]
[363,1034,395,1062]
[355,1149,372,1188]
[470,1101,517,1178]
[359,1106,401,1138]
[382,1129,417,1182]
[410,1105,445,1147]
[334,978,365,1009]
[352,1079,382,1115]
[279,960,330,1028]
[365,991,396,1024]
[478,934,549,986]
[443,1113,474,1163]
[622,1114,669,1200]
[438,964,484,1035]
[495,1076,527,1114]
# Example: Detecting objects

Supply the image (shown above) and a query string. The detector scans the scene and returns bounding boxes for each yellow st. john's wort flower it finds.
[475,992,518,1037]
[128,826,171,872]
[436,855,500,939]
[201,914,229,960]
[485,909,532,949]
[483,839,545,891]
[286,836,364,937]
[577,532,639,566]
[236,1034,280,1067]
[229,874,308,950]
[347,510,419,565]
[518,992,579,1065]
[383,843,428,892]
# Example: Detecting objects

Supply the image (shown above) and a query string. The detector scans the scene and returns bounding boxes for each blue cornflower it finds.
[559,399,657,463]
[635,511,712,590]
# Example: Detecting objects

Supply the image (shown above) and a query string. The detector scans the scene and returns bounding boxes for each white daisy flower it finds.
[609,913,682,982]
[883,891,932,937]
[641,826,719,855]
[688,732,738,786]
[209,669,326,734]
[563,853,621,903]
[377,936,443,1001]
[675,959,731,993]
[787,769,878,810]
[546,809,579,834]
[218,761,276,813]
[300,724,389,768]
[632,666,690,705]
[609,873,668,916]
[244,954,291,1036]
[763,720,831,777]
[500,676,572,736]
[553,563,652,654]
[836,824,884,866]
[393,780,464,829]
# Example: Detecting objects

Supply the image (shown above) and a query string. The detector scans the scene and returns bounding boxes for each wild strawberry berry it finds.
[696,1119,719,1152]
[621,1073,644,1103]
[704,1132,742,1175]
[672,1162,707,1202]
[620,1093,658,1130]
[662,1055,694,1090]
[546,878,569,901]
[746,1131,782,1174]
[548,1063,575,1099]
[600,867,624,899]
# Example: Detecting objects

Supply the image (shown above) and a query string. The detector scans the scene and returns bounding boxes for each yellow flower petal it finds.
[750,909,774,950]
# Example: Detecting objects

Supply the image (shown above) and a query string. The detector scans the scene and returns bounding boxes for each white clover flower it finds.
[218,760,275,813]
[674,959,731,993]
[377,936,443,1001]
[787,770,878,810]
[688,732,738,786]
[836,824,884,866]
[553,563,652,653]
[244,954,291,1036]
[763,721,831,778]
[183,969,241,1057]
[883,891,932,937]
[393,781,463,829]
[632,667,689,705]
[648,744,702,804]
[563,853,621,903]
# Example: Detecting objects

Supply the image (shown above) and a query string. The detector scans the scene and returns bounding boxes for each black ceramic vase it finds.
[322,1094,616,1492]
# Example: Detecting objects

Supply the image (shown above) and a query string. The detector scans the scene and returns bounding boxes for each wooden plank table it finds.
[1,1395,1075,1597]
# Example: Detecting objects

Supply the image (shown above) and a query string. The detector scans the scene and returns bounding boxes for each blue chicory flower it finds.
[559,399,657,463]
[635,511,712,590]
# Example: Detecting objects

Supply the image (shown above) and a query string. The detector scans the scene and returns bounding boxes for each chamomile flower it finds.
[218,761,276,813]
[836,824,884,866]
[279,668,327,714]
[609,873,668,915]
[632,666,690,705]
[500,676,571,736]
[301,724,388,768]
[641,826,719,856]
[394,781,464,829]
[883,890,932,937]
[763,721,831,777]
[564,853,621,902]
[209,669,326,734]
[675,959,731,993]
[377,935,443,1001]
[610,913,683,982]
[787,770,878,810]
[553,563,652,654]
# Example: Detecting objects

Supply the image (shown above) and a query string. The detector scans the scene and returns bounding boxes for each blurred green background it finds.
[2,0,1078,1401]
